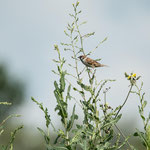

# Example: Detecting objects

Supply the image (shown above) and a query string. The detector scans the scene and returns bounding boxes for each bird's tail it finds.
[100,64,109,67]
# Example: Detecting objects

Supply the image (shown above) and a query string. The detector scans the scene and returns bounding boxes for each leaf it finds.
[101,37,108,43]
[60,72,66,92]
[31,97,51,128]
[83,32,95,38]
[69,13,75,18]
[64,48,72,51]
[73,35,78,41]
[73,87,77,91]
[54,85,68,124]
[124,72,129,78]
[102,114,122,129]
[57,66,61,74]
[37,127,50,144]
[66,84,71,101]
[136,76,141,80]
[53,59,60,63]
[138,106,141,114]
[0,129,4,136]
[70,130,83,144]
[0,114,21,127]
[54,135,61,144]
[141,114,145,121]
[79,21,87,26]
[45,108,51,128]
[54,81,60,92]
[4,125,24,150]
[77,81,91,92]
[0,102,11,105]
[143,100,147,108]
[52,70,59,75]
[64,30,70,37]
[67,105,78,131]
[117,135,130,149]
[73,87,85,96]
[78,10,82,14]
[134,128,148,147]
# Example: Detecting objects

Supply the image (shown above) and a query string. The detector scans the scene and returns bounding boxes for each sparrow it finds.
[78,55,108,68]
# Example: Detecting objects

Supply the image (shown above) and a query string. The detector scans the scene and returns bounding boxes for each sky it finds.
[0,0,150,131]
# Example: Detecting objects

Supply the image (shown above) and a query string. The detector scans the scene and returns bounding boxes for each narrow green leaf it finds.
[79,21,87,26]
[102,114,122,129]
[67,105,78,131]
[77,81,91,92]
[135,128,148,147]
[101,37,108,43]
[60,72,66,92]
[0,102,11,105]
[73,35,78,41]
[66,84,71,101]
[31,97,51,128]
[37,127,50,144]
[54,81,59,92]
[83,32,95,38]
[141,114,145,121]
[45,108,51,128]
[4,125,24,150]
[78,10,82,14]
[124,72,129,78]
[143,100,147,108]
[54,135,61,144]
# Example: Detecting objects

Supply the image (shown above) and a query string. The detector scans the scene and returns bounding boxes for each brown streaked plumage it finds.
[78,55,108,68]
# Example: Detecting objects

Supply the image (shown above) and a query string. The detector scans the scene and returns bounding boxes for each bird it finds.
[78,55,108,68]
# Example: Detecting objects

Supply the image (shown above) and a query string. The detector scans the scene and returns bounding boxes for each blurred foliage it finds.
[0,63,25,149]
[0,124,45,150]
[0,64,25,120]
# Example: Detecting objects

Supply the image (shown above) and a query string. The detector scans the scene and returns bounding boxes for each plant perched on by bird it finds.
[31,1,150,150]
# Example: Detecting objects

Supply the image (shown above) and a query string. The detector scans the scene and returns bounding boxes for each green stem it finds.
[74,8,85,55]
[135,84,146,129]
[115,85,133,118]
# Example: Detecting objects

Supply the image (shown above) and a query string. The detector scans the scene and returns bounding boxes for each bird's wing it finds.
[86,57,101,67]
[85,57,95,65]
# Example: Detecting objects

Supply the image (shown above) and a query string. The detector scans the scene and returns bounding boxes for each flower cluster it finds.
[125,72,141,85]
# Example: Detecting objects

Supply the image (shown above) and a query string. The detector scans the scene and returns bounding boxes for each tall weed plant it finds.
[32,1,150,150]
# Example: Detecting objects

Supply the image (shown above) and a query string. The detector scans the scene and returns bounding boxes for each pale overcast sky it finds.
[0,0,150,130]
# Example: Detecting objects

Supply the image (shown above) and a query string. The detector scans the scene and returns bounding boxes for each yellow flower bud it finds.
[132,73,136,77]
[127,76,131,80]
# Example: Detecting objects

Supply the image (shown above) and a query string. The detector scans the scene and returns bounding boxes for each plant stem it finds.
[115,85,133,118]
[74,8,85,55]
[135,84,146,129]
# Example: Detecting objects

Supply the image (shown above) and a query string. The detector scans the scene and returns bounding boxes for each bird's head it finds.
[78,55,86,60]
